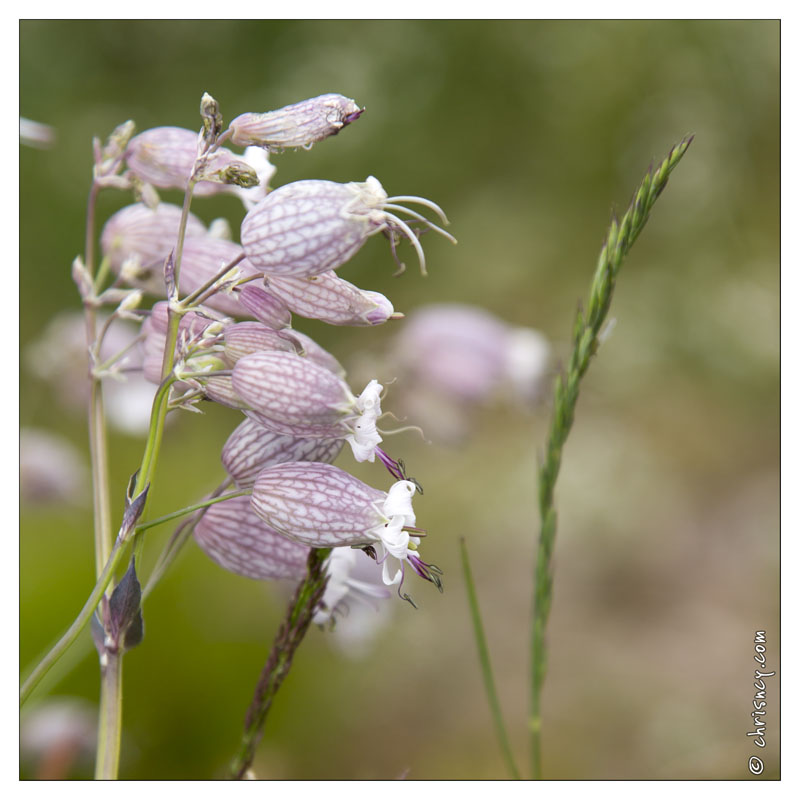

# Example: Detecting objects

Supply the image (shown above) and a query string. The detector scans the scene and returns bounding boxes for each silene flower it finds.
[251,462,442,595]
[232,351,387,461]
[194,495,391,628]
[125,126,274,206]
[240,176,456,278]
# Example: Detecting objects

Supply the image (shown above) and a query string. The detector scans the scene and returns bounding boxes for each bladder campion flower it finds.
[232,351,386,462]
[240,177,455,278]
[251,462,442,593]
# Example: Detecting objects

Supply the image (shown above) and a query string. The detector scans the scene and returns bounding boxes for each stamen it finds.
[382,204,458,244]
[383,229,407,276]
[382,212,427,276]
[385,194,451,225]
[375,446,405,481]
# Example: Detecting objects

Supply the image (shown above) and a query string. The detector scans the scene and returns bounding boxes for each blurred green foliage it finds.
[20,20,778,779]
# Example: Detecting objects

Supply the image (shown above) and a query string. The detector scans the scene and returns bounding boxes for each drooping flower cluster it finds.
[90,92,453,622]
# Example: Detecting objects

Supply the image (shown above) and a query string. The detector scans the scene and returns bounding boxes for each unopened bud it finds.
[95,120,136,178]
[116,290,143,319]
[199,159,259,188]
[71,256,94,300]
[229,93,363,150]
[200,92,223,145]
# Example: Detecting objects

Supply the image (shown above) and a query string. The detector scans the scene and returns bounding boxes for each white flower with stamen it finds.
[251,463,442,596]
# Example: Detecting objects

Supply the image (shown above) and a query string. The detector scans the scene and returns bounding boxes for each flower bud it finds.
[240,176,455,278]
[228,93,363,150]
[200,91,224,145]
[71,256,94,301]
[125,127,199,191]
[236,284,292,330]
[194,495,308,580]
[140,301,222,384]
[222,417,343,488]
[265,271,395,326]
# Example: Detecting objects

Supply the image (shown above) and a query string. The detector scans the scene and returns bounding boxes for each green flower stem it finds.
[171,180,196,293]
[20,484,238,703]
[179,252,245,309]
[229,547,331,780]
[95,649,123,780]
[529,137,693,780]
[20,534,128,705]
[460,538,520,779]
[135,489,251,534]
[142,480,232,602]
[87,373,114,576]
[82,180,114,579]
[93,176,197,780]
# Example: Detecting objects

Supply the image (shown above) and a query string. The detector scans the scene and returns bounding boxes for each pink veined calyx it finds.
[250,462,442,602]
[240,176,456,278]
[231,350,391,464]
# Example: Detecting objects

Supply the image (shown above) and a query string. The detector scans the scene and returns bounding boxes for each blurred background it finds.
[20,20,779,779]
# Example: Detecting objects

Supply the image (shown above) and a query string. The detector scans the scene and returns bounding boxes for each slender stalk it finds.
[20,535,127,705]
[228,547,331,780]
[82,181,114,578]
[82,177,125,779]
[460,539,520,779]
[20,483,233,701]
[92,174,197,779]
[94,650,123,780]
[529,137,693,779]
[87,376,114,574]
[135,489,250,534]
[142,481,232,601]
[180,252,245,308]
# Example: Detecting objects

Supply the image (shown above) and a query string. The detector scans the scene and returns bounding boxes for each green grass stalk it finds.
[529,137,693,779]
